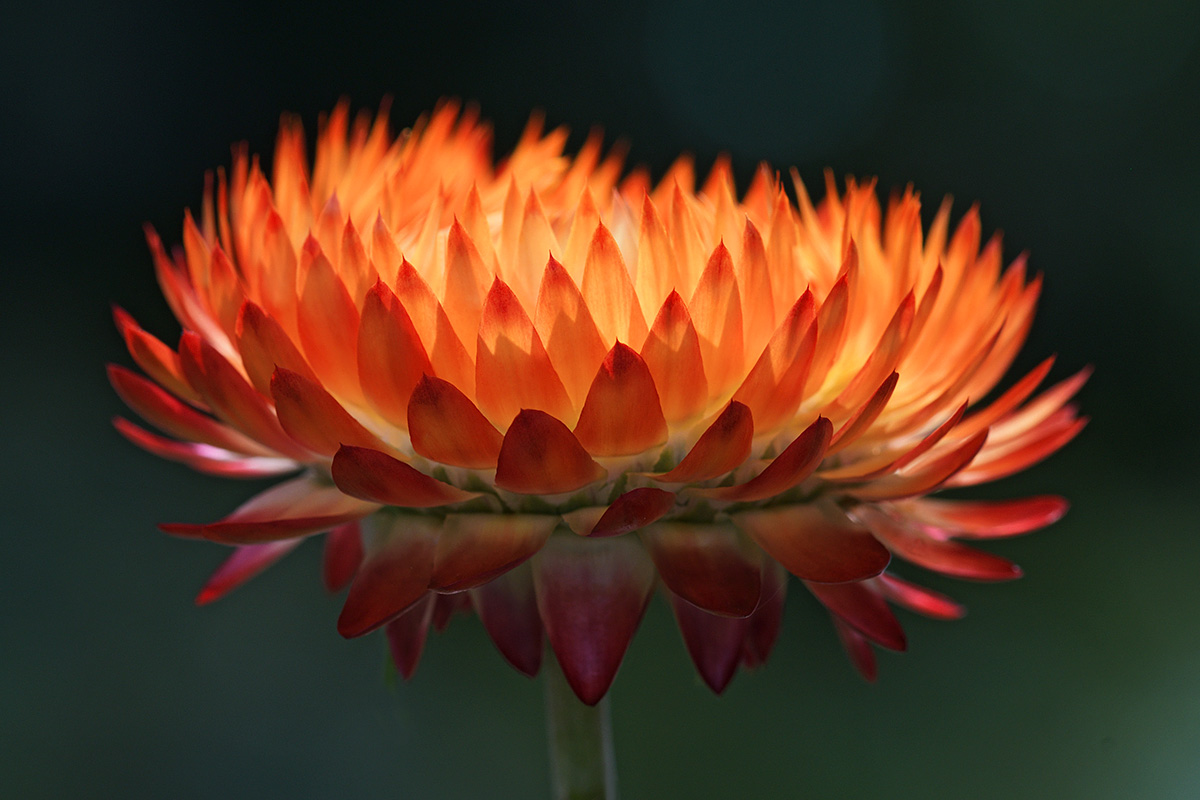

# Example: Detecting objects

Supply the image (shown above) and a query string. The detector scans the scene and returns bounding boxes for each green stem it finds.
[543,656,618,800]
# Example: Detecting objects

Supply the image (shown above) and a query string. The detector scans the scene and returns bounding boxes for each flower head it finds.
[112,101,1086,703]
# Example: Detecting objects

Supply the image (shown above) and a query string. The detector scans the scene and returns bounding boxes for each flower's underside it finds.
[113,101,1086,704]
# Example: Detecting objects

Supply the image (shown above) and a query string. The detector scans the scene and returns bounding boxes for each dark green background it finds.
[4,1,1198,797]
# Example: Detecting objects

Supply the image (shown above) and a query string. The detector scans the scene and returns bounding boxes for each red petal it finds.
[695,416,832,502]
[113,306,203,407]
[534,534,655,705]
[741,560,788,668]
[385,593,435,680]
[734,500,890,583]
[432,592,472,632]
[431,513,558,592]
[854,506,1021,581]
[585,488,676,538]
[826,372,899,456]
[948,415,1087,487]
[195,540,301,605]
[731,293,817,433]
[669,591,750,694]
[322,521,363,592]
[640,290,708,423]
[160,474,378,544]
[874,573,965,620]
[847,430,988,501]
[337,514,439,638]
[903,495,1070,538]
[270,367,393,457]
[113,417,298,478]
[407,375,503,469]
[331,445,479,507]
[805,580,907,651]
[641,521,762,617]
[476,278,572,426]
[357,281,432,428]
[494,409,606,495]
[471,563,543,677]
[651,401,752,483]
[573,343,668,456]
[831,616,878,682]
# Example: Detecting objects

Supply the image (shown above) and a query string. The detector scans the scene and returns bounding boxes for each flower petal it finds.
[641,521,763,618]
[694,416,832,502]
[431,514,558,592]
[805,580,907,651]
[494,409,606,495]
[394,258,476,396]
[831,616,877,682]
[112,417,298,478]
[385,593,436,680]
[741,560,788,668]
[407,375,503,469]
[854,506,1022,581]
[689,243,744,396]
[733,500,890,583]
[534,256,609,408]
[584,488,676,538]
[476,278,573,425]
[534,534,656,705]
[825,372,900,456]
[337,514,439,638]
[357,280,432,429]
[573,343,668,456]
[296,242,361,401]
[270,367,394,457]
[650,401,753,484]
[236,301,318,396]
[846,430,989,501]
[731,292,817,433]
[470,563,543,677]
[195,540,301,605]
[640,290,708,423]
[669,591,750,694]
[581,222,648,349]
[331,445,480,507]
[874,573,965,620]
[322,520,363,592]
[902,495,1070,538]
[113,305,203,407]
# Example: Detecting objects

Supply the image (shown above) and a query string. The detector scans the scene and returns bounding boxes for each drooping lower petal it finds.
[533,533,656,705]
[470,562,543,677]
[338,514,439,638]
[331,445,479,507]
[831,616,878,682]
[431,514,558,592]
[741,560,788,668]
[734,500,890,584]
[322,520,363,592]
[669,591,750,694]
[195,539,302,605]
[805,580,907,651]
[385,593,436,680]
[641,521,763,618]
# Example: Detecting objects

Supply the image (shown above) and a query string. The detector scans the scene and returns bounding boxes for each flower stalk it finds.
[544,655,618,800]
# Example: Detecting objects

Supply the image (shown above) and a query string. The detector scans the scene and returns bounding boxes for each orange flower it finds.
[112,101,1086,703]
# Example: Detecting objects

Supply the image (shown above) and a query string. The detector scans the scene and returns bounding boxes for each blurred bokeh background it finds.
[3,0,1198,797]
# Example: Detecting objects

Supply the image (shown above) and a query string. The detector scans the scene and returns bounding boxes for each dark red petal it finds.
[904,495,1069,538]
[407,375,503,468]
[586,488,676,538]
[641,521,762,618]
[195,540,301,605]
[470,563,544,677]
[534,534,655,705]
[669,591,750,694]
[573,343,669,456]
[875,573,965,620]
[431,514,558,592]
[855,506,1021,581]
[337,515,439,638]
[831,616,878,682]
[741,560,788,668]
[322,521,363,592]
[494,409,606,495]
[734,501,890,584]
[385,593,435,680]
[805,580,907,651]
[650,401,753,483]
[431,592,472,632]
[695,416,832,502]
[270,367,393,457]
[826,372,899,456]
[331,445,479,507]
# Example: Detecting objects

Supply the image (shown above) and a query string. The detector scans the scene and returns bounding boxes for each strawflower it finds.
[112,100,1086,798]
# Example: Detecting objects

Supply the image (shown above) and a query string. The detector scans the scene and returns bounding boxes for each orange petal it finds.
[581,222,647,349]
[573,343,668,456]
[494,409,606,495]
[113,306,203,407]
[847,430,988,501]
[651,401,752,483]
[641,521,763,618]
[337,514,439,638]
[736,218,776,360]
[731,292,817,433]
[236,301,317,396]
[633,194,679,317]
[734,501,890,583]
[296,241,361,401]
[407,375,503,468]
[640,291,708,423]
[443,218,494,350]
[394,259,475,396]
[689,243,744,396]
[828,292,914,420]
[694,416,832,502]
[826,372,899,456]
[534,256,609,407]
[270,367,393,457]
[357,281,432,428]
[431,513,558,592]
[331,445,479,507]
[476,278,572,425]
